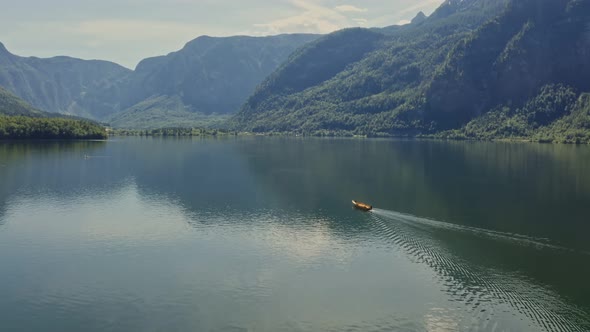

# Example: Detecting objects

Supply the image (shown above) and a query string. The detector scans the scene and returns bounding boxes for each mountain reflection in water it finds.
[0,137,589,332]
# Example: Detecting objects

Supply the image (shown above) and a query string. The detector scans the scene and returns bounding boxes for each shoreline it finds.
[106,129,590,145]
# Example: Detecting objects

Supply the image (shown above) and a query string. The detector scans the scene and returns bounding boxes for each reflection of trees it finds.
[1,137,589,327]
[235,138,590,247]
[235,137,590,325]
[0,141,108,224]
[238,138,590,243]
[413,141,590,249]
[111,137,262,214]
[370,211,590,331]
[3,137,590,247]
[233,138,448,218]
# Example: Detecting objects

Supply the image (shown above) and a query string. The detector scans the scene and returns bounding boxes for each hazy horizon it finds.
[0,0,443,69]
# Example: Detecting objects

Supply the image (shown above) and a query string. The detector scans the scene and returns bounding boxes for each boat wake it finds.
[371,209,576,253]
[368,208,590,332]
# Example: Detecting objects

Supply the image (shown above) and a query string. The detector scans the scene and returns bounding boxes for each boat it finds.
[352,200,372,212]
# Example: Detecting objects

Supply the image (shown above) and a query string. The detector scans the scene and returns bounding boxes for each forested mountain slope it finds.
[0,86,46,117]
[108,34,319,128]
[0,34,319,128]
[0,43,130,119]
[231,0,590,142]
[0,87,107,139]
[123,35,319,113]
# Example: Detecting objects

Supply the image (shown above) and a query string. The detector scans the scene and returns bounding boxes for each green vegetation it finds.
[107,95,229,129]
[0,86,46,117]
[2,0,589,142]
[0,87,107,139]
[434,85,590,143]
[230,0,513,133]
[0,116,107,139]
[230,0,590,142]
[112,127,236,137]
[120,34,320,119]
[0,42,130,119]
[535,93,590,143]
[0,34,318,126]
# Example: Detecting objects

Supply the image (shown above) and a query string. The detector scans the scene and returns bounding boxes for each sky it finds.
[0,0,444,69]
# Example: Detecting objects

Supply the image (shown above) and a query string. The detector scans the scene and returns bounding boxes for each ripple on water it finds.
[369,209,590,332]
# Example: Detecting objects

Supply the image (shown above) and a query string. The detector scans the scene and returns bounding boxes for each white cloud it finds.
[253,17,340,35]
[3,19,224,68]
[397,19,411,26]
[0,0,446,68]
[335,5,368,13]
[370,0,443,27]
[353,18,368,26]
[251,0,353,35]
[396,0,442,16]
[74,19,208,42]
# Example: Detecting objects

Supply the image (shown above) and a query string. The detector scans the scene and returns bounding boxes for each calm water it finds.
[0,137,589,332]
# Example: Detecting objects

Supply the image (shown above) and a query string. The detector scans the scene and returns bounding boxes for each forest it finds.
[0,116,107,139]
[0,88,107,139]
[231,0,590,143]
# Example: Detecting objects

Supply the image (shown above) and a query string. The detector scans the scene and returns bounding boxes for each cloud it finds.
[251,0,364,35]
[370,0,443,27]
[353,18,368,26]
[250,0,443,35]
[253,17,340,35]
[3,19,226,68]
[397,19,411,25]
[396,0,442,16]
[254,0,351,35]
[1,0,446,68]
[74,19,207,42]
[335,5,368,13]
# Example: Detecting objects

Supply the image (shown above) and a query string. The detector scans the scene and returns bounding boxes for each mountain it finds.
[0,34,319,128]
[0,86,46,117]
[230,0,511,133]
[107,34,319,128]
[0,42,131,119]
[0,87,107,139]
[124,34,319,114]
[411,12,428,24]
[4,0,589,140]
[231,0,590,142]
[106,95,228,129]
[425,0,590,128]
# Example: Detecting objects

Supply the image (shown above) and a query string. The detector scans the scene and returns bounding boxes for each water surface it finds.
[0,138,589,331]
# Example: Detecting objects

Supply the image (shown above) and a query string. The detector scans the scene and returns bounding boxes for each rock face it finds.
[411,11,427,24]
[424,0,590,129]
[0,34,319,124]
[0,43,130,119]
[114,34,319,120]
[0,86,46,117]
[3,0,590,139]
[230,0,590,138]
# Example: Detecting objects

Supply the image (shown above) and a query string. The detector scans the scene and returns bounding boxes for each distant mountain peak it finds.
[0,42,16,64]
[411,11,428,24]
[442,0,469,5]
[0,42,9,54]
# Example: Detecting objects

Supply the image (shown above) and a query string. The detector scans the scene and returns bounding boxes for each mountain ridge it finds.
[0,44,131,119]
[0,33,320,128]
[2,0,590,142]
[0,86,108,139]
[0,86,46,117]
[230,0,590,143]
[411,12,428,24]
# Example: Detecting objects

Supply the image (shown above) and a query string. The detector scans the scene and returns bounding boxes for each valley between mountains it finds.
[1,0,589,143]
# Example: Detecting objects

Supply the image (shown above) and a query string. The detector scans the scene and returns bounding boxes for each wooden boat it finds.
[352,200,372,212]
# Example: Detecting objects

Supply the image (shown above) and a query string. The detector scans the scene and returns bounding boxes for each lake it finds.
[0,137,589,331]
